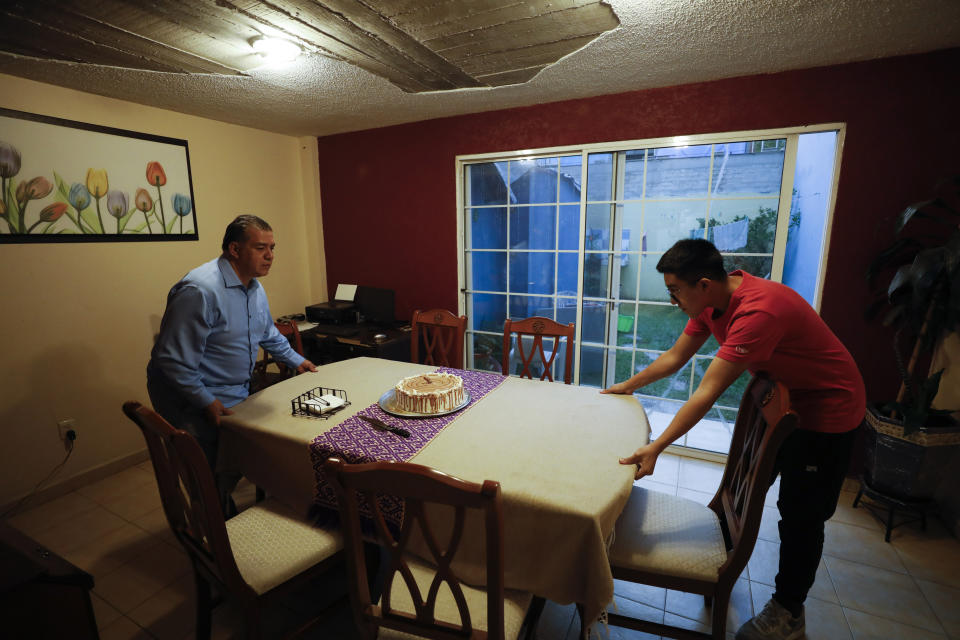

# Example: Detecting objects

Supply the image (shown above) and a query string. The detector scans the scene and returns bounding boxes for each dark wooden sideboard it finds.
[0,520,99,638]
[303,323,412,365]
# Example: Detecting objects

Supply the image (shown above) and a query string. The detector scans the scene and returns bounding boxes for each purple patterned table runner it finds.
[309,368,506,529]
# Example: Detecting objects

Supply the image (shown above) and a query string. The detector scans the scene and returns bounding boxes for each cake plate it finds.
[378,388,471,418]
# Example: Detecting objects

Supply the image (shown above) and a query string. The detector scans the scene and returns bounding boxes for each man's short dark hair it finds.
[222,215,272,252]
[656,239,727,285]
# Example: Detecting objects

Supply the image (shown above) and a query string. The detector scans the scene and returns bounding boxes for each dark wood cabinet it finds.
[0,520,99,639]
[304,324,412,365]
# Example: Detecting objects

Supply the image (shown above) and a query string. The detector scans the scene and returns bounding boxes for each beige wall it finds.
[932,333,960,411]
[931,333,960,534]
[0,74,327,506]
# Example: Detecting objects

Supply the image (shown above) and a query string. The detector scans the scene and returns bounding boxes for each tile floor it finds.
[7,454,960,639]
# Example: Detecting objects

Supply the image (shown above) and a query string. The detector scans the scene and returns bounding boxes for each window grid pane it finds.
[463,131,831,455]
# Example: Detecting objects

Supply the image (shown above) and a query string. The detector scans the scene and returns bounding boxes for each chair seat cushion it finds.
[377,556,532,639]
[608,486,728,582]
[225,497,342,595]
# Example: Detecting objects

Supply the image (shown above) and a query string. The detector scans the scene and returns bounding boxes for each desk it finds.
[302,324,411,364]
[219,357,649,626]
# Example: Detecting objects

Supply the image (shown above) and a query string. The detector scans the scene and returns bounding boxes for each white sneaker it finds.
[735,598,805,640]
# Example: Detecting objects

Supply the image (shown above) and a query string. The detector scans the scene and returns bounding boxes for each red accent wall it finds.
[317,48,960,402]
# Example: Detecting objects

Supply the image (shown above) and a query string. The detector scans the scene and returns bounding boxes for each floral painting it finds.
[0,108,197,243]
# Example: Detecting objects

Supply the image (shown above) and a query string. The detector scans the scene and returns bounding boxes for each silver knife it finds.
[358,414,411,438]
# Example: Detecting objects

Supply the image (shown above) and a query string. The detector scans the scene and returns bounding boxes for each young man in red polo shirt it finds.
[603,239,864,640]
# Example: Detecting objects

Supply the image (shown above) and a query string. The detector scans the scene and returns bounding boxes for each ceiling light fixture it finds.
[251,36,301,63]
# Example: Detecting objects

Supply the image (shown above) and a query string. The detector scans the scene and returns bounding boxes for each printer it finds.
[305,300,356,324]
[305,284,357,324]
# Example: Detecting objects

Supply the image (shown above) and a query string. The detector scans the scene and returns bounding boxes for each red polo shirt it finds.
[685,271,865,433]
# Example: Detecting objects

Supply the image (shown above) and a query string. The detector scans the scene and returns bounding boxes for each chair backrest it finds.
[502,316,575,384]
[254,319,304,378]
[324,458,505,640]
[710,374,797,580]
[121,402,252,597]
[411,309,467,369]
[276,318,304,357]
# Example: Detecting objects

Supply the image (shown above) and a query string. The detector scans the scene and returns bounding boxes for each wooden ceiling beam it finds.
[426,5,618,58]
[0,0,619,93]
[312,0,481,88]
[0,3,240,74]
[224,0,480,91]
[459,34,601,76]
[216,0,446,92]
[87,0,262,63]
[381,0,547,21]
[474,65,547,87]
[381,0,600,43]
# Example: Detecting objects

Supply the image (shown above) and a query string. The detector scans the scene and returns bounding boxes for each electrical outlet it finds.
[57,418,77,442]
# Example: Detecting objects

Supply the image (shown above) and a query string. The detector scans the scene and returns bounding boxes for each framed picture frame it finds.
[0,107,198,243]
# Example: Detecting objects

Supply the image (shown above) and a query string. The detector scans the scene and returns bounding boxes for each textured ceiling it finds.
[0,0,620,92]
[1,0,959,137]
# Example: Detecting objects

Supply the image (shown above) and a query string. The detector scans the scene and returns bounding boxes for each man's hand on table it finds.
[620,443,659,480]
[297,359,318,374]
[204,399,234,426]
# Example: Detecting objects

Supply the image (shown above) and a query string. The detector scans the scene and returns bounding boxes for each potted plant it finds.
[864,175,960,501]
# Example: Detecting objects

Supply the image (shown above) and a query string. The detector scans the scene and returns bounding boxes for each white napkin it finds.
[303,394,346,415]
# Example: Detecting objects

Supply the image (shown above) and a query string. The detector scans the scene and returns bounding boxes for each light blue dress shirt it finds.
[147,256,304,410]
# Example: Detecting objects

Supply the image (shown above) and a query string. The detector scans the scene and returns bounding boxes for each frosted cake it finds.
[394,372,464,414]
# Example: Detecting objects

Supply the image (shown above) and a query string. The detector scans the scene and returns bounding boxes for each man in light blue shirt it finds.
[147,215,316,468]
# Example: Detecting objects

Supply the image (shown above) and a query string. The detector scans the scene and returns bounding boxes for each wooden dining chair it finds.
[123,401,344,640]
[411,308,467,369]
[502,316,575,384]
[324,457,537,640]
[603,374,798,640]
[252,319,303,391]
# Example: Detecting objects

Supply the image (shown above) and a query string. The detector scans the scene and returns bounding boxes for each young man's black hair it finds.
[656,238,727,284]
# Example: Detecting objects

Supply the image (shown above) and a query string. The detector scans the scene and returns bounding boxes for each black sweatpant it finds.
[771,426,859,614]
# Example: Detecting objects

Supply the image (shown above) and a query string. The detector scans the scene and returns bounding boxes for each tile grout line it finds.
[67,478,176,587]
[839,604,951,638]
[830,511,892,534]
[746,577,840,610]
[7,490,102,537]
[86,483,191,618]
[903,564,951,637]
[822,551,856,638]
[819,547,910,576]
[890,534,960,592]
[556,603,576,640]
[101,613,158,639]
[826,554,950,637]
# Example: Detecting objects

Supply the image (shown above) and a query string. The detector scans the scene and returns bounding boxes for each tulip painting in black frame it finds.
[0,107,198,243]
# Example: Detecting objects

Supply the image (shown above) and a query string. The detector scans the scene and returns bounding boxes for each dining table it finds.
[217,356,650,629]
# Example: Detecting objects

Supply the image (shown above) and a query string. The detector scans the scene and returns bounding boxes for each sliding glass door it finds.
[459,126,842,454]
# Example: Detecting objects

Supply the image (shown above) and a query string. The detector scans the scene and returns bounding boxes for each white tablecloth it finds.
[219,357,650,625]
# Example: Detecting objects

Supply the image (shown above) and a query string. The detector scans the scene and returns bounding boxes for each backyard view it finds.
[462,130,837,454]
